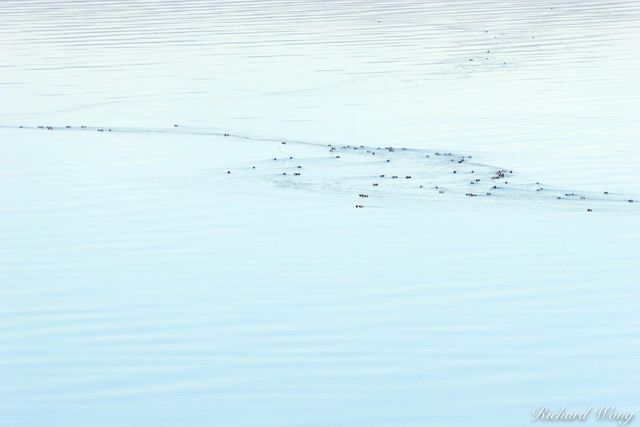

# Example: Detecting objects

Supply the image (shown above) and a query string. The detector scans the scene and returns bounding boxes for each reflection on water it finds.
[1,1,639,426]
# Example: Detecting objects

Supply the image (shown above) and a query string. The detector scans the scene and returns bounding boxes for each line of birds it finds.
[19,124,637,211]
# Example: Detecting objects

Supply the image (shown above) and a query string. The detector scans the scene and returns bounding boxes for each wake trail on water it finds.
[4,124,639,212]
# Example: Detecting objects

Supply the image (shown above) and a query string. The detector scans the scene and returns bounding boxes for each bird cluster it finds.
[221,133,637,213]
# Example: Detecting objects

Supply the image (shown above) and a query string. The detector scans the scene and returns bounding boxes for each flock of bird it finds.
[11,123,638,212]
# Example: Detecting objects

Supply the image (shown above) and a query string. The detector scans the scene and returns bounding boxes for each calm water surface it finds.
[1,1,639,426]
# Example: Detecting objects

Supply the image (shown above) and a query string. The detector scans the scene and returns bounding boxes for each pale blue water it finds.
[1,1,639,426]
